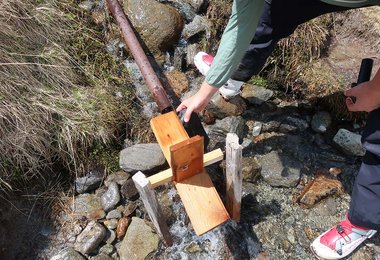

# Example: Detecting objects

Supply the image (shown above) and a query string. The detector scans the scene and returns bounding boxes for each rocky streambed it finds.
[46,93,380,260]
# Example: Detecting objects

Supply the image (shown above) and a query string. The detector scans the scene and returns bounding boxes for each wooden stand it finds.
[225,133,243,221]
[132,172,173,246]
[133,111,243,242]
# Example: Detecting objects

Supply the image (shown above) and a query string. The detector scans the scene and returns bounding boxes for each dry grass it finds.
[263,14,333,93]
[0,0,141,187]
[334,7,380,51]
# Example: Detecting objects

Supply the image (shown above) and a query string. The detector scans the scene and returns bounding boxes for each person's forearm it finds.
[205,0,265,87]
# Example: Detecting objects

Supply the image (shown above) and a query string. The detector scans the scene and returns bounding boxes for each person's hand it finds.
[345,80,380,112]
[176,81,218,122]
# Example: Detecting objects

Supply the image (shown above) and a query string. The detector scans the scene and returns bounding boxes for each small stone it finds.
[123,202,137,217]
[120,178,139,200]
[101,182,120,212]
[104,171,130,187]
[106,209,122,220]
[87,209,106,220]
[74,221,107,255]
[50,247,85,260]
[104,219,119,230]
[116,217,132,240]
[311,111,332,133]
[333,129,365,156]
[252,121,263,136]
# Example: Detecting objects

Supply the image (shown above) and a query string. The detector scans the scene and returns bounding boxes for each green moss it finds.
[247,75,268,87]
[89,142,120,172]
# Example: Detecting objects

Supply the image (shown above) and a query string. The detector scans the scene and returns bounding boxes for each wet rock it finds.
[333,129,365,156]
[72,194,102,215]
[182,15,209,39]
[260,151,302,187]
[106,209,122,220]
[142,102,159,119]
[105,229,116,244]
[50,247,85,260]
[206,116,246,150]
[101,182,120,212]
[74,221,107,255]
[165,70,189,96]
[311,111,332,133]
[168,0,197,22]
[186,43,200,66]
[119,143,166,173]
[104,171,130,187]
[99,244,115,255]
[104,219,119,230]
[294,168,343,208]
[124,0,184,53]
[173,46,186,71]
[207,93,247,119]
[116,217,132,240]
[241,84,274,105]
[157,190,176,225]
[279,116,309,134]
[252,121,263,136]
[119,217,160,260]
[120,178,139,200]
[75,170,103,194]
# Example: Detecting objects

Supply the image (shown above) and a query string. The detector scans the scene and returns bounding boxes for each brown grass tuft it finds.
[0,0,140,185]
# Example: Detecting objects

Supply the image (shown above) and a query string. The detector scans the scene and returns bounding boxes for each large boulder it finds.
[123,0,184,54]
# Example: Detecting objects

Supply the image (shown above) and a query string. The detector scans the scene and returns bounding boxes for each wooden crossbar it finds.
[147,148,224,188]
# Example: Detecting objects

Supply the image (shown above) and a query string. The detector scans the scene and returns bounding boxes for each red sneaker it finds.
[310,215,377,259]
[193,51,214,75]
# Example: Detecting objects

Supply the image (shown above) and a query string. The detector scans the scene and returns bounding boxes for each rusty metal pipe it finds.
[106,0,172,113]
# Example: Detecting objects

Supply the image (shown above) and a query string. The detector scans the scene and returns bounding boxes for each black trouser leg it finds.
[348,108,380,231]
[231,0,350,82]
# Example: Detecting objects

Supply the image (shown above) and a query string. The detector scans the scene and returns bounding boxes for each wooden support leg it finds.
[132,171,173,246]
[225,133,243,221]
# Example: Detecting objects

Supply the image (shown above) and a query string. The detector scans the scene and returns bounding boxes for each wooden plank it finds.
[148,148,224,188]
[150,111,189,163]
[175,169,230,236]
[132,171,173,246]
[225,133,242,221]
[170,135,204,182]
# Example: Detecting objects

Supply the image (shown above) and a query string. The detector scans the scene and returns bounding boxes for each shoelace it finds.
[335,224,368,255]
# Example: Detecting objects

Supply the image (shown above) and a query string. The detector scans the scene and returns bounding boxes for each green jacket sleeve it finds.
[205,0,265,88]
